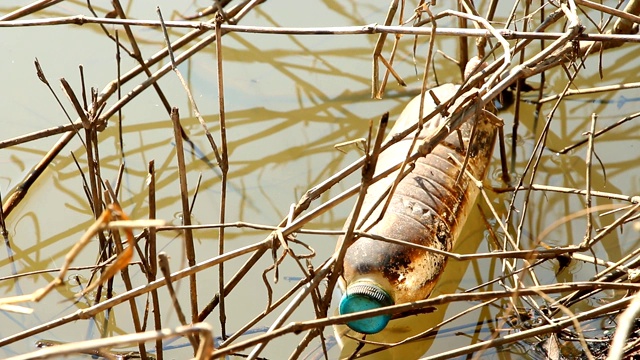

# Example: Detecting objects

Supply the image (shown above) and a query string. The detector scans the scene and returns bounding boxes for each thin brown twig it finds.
[114,29,125,161]
[537,81,640,103]
[493,184,640,203]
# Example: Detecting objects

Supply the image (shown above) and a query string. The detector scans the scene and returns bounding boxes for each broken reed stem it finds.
[457,1,469,77]
[147,160,164,360]
[582,113,597,248]
[114,30,124,161]
[214,14,230,339]
[158,252,199,351]
[0,122,81,149]
[155,5,223,168]
[158,5,227,331]
[537,81,640,104]
[34,59,86,147]
[62,73,113,303]
[169,108,199,323]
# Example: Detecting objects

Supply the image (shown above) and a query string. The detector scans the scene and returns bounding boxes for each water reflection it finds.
[0,0,639,359]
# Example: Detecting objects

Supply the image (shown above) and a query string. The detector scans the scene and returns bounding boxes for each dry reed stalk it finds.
[372,0,401,99]
[1,132,73,217]
[0,123,81,149]
[0,237,271,347]
[1,2,264,359]
[0,1,256,151]
[147,161,163,360]
[209,282,640,358]
[169,108,198,322]
[158,252,199,351]
[556,109,640,154]
[112,0,173,117]
[0,0,63,21]
[105,184,149,360]
[4,322,214,360]
[348,300,493,358]
[3,15,640,41]
[214,13,231,339]
[196,115,424,328]
[158,4,229,329]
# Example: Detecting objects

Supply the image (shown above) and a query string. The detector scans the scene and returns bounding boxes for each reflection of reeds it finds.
[0,0,640,359]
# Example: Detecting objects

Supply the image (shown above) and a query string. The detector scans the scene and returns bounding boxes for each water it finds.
[0,1,639,359]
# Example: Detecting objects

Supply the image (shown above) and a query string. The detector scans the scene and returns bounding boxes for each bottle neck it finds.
[339,277,395,334]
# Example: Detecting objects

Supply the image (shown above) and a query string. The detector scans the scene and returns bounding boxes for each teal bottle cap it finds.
[339,282,394,334]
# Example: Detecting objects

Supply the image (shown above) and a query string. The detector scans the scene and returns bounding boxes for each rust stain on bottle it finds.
[342,83,497,305]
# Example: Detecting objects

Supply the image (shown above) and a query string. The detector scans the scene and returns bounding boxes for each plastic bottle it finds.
[339,83,497,334]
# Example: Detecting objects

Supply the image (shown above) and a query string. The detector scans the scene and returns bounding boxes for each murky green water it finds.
[0,1,638,359]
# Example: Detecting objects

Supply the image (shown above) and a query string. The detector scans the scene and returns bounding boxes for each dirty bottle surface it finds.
[339,83,497,334]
